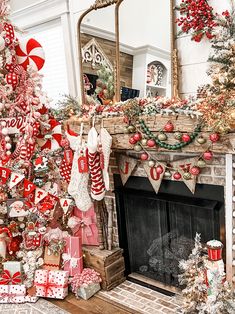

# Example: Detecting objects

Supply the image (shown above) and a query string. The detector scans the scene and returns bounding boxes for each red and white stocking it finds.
[68,144,92,212]
[87,127,105,201]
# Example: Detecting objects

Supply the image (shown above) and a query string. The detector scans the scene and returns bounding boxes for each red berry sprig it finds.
[176,0,217,42]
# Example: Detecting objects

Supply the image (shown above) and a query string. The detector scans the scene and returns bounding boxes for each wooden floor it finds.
[50,293,137,314]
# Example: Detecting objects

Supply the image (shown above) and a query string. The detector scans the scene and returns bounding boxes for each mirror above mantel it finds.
[77,0,174,106]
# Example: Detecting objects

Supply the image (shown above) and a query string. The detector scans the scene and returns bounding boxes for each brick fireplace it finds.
[106,150,235,290]
[68,115,235,291]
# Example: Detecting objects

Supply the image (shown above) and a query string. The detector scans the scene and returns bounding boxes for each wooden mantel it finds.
[66,115,235,154]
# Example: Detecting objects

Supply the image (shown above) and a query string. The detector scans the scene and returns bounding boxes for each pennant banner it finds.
[34,187,48,205]
[143,163,166,194]
[0,167,11,184]
[117,154,138,186]
[9,172,25,189]
[23,179,36,197]
[171,157,198,194]
[60,198,73,214]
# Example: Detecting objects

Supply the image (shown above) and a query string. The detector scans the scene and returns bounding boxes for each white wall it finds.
[71,0,171,51]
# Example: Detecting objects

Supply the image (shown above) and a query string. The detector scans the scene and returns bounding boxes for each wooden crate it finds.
[82,246,125,290]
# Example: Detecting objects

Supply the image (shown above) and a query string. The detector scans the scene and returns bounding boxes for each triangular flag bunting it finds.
[34,187,48,204]
[172,157,198,194]
[117,154,137,186]
[59,198,73,214]
[143,163,166,194]
[9,172,25,189]
[23,179,36,197]
[0,167,11,184]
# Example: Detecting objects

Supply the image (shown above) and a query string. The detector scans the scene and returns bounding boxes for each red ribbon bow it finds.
[0,270,21,285]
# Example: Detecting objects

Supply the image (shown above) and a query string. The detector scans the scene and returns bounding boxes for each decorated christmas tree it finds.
[95,65,115,105]
[207,4,235,94]
[179,234,235,314]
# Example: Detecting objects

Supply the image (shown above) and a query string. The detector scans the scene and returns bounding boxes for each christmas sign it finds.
[0,116,26,134]
[117,154,138,185]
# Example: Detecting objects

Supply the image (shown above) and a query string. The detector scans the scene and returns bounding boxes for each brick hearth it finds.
[98,280,183,313]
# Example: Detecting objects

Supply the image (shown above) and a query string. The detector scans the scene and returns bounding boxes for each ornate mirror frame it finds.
[77,0,179,105]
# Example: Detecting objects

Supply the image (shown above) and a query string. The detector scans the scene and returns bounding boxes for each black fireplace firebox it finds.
[114,174,225,292]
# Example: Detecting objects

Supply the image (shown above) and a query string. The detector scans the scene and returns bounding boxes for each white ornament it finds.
[5,143,11,150]
[1,121,6,127]
[5,136,10,142]
[1,128,8,135]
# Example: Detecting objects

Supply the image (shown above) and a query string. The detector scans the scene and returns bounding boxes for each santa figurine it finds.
[0,227,12,258]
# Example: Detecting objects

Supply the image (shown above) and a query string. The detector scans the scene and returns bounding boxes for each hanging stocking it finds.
[68,124,92,212]
[99,127,112,191]
[87,127,105,201]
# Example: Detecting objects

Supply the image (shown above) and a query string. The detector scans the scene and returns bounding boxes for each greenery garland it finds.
[139,119,202,151]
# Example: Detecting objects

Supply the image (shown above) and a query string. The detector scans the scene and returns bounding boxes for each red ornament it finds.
[203,151,213,160]
[6,72,18,88]
[147,139,155,147]
[164,121,174,132]
[156,165,164,174]
[209,133,220,143]
[133,133,142,141]
[173,172,182,180]
[129,136,137,145]
[181,134,191,143]
[190,166,200,176]
[140,152,149,161]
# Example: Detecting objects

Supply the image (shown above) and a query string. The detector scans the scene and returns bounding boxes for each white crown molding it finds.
[81,24,135,55]
[10,0,69,29]
[133,45,171,60]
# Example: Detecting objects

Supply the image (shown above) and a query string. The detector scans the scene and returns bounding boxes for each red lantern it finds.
[164,121,174,132]
[190,166,200,176]
[129,136,137,145]
[156,165,164,174]
[209,133,220,143]
[173,172,182,180]
[147,139,155,147]
[203,151,213,160]
[182,134,191,143]
[133,133,142,141]
[140,152,149,161]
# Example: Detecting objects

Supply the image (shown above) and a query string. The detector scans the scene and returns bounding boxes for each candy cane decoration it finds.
[37,119,62,151]
[15,38,45,71]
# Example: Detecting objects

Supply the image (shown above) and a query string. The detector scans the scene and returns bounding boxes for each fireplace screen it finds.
[115,175,225,288]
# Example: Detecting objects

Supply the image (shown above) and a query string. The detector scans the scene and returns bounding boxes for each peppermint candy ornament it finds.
[37,119,62,151]
[15,38,45,71]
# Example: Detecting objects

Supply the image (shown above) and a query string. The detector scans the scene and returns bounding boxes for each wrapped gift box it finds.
[76,283,100,300]
[74,206,99,246]
[43,247,60,270]
[24,295,39,303]
[34,269,69,299]
[0,284,26,303]
[63,236,83,276]
[3,261,22,276]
